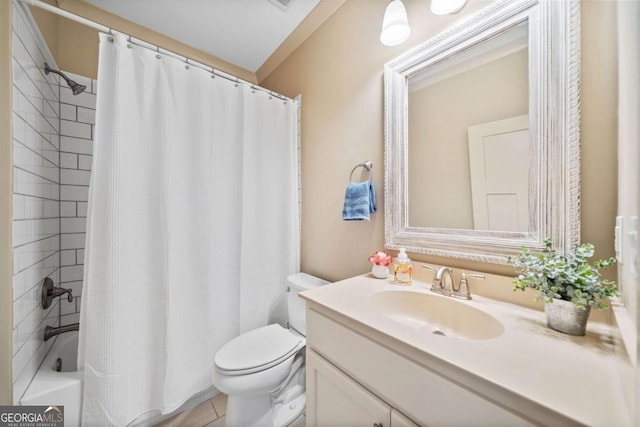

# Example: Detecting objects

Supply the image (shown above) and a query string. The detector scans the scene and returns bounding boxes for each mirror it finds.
[408,22,529,231]
[384,0,581,263]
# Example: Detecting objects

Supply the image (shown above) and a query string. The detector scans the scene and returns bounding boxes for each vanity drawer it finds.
[307,308,535,427]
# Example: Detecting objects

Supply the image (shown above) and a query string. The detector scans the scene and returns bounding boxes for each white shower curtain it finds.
[78,33,300,426]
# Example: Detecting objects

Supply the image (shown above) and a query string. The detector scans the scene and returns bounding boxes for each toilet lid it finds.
[215,324,304,375]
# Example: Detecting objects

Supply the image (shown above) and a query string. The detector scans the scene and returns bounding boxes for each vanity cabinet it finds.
[306,349,418,427]
[305,307,534,427]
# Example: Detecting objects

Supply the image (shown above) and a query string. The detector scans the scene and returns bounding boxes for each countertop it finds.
[300,274,632,426]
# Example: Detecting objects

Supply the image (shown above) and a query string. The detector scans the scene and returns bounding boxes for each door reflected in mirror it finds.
[407,23,529,232]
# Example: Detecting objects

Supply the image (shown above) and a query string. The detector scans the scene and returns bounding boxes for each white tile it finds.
[11,254,58,301]
[43,199,59,218]
[60,87,96,109]
[61,217,87,233]
[13,167,59,200]
[13,142,59,183]
[13,288,38,329]
[77,106,96,125]
[22,196,43,219]
[78,154,93,171]
[61,233,86,250]
[12,218,59,247]
[60,103,76,121]
[17,197,58,220]
[13,235,59,274]
[60,298,76,316]
[61,265,84,282]
[12,194,25,220]
[60,119,91,139]
[61,250,76,266]
[60,152,78,169]
[77,202,88,218]
[91,79,98,94]
[76,249,85,265]
[61,136,93,155]
[60,312,80,325]
[60,201,76,217]
[61,168,91,186]
[60,280,83,297]
[60,185,89,202]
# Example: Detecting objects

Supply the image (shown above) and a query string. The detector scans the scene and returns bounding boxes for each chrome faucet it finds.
[422,266,485,300]
[423,265,454,296]
[434,266,454,294]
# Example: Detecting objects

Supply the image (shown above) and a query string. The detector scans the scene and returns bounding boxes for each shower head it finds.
[44,63,87,95]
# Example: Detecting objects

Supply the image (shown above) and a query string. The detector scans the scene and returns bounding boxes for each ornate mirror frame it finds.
[384,0,580,264]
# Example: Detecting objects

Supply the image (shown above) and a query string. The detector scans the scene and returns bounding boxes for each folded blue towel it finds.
[342,181,377,221]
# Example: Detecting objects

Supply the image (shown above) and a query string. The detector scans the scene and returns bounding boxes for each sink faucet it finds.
[422,266,485,300]
[423,265,453,296]
[434,266,454,293]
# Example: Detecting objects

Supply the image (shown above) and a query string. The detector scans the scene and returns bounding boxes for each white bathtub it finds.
[20,330,218,426]
[21,331,82,426]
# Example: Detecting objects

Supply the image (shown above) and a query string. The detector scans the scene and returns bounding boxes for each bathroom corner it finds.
[0,0,15,407]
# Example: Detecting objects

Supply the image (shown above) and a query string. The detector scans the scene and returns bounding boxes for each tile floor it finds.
[156,393,227,427]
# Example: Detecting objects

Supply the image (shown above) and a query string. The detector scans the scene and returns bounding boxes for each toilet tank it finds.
[287,273,329,336]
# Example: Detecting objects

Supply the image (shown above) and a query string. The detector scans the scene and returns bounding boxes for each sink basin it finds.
[368,289,504,340]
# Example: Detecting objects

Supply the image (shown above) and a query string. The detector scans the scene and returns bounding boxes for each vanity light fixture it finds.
[380,0,411,46]
[430,0,468,15]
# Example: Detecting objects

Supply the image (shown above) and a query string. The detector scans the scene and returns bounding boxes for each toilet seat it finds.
[215,324,304,376]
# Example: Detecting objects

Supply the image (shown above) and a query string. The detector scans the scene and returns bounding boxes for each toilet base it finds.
[224,393,305,427]
[273,394,305,427]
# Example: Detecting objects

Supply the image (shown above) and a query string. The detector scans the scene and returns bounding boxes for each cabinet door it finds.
[306,349,391,427]
[391,409,420,427]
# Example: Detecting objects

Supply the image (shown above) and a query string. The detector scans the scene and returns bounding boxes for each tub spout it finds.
[44,323,79,342]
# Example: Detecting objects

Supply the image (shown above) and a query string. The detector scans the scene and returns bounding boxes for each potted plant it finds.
[369,251,392,279]
[507,238,618,336]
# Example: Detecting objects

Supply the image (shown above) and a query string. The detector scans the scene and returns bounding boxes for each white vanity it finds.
[300,275,630,426]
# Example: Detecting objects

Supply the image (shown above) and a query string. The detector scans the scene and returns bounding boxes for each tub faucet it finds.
[41,277,73,309]
[44,323,79,341]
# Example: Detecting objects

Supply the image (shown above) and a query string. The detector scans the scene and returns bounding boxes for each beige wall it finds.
[30,0,255,81]
[408,49,528,229]
[24,0,618,289]
[0,0,13,405]
[261,0,618,286]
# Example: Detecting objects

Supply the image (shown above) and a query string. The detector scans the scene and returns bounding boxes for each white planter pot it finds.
[371,265,390,279]
[544,299,591,336]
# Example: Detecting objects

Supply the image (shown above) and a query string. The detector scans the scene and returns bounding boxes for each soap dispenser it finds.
[393,248,413,284]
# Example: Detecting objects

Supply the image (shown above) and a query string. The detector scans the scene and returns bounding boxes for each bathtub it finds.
[21,331,82,426]
[20,330,218,426]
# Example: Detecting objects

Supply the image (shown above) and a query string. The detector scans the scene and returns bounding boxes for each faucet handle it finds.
[457,272,485,300]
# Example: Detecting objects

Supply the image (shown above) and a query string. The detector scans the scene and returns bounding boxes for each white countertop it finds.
[300,274,632,426]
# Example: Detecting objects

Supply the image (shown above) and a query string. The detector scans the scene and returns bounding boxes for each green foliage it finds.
[506,238,618,310]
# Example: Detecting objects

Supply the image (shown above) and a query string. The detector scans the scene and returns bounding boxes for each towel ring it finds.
[349,161,373,182]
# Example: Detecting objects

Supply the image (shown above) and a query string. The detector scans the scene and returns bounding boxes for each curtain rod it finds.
[17,0,292,102]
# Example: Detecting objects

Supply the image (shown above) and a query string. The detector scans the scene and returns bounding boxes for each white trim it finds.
[384,0,581,263]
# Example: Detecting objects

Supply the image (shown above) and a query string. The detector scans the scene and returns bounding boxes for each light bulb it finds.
[430,0,468,15]
[380,0,411,46]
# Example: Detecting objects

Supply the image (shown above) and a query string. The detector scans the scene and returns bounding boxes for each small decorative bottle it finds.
[393,248,413,284]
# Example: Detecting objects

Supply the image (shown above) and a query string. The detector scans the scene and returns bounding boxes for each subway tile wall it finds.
[11,2,61,403]
[58,72,95,325]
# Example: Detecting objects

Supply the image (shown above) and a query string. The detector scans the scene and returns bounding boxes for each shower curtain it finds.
[78,33,300,426]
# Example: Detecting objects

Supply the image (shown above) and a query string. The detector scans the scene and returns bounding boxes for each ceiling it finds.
[81,0,322,73]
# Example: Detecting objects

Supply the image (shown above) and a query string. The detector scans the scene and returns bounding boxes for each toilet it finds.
[212,273,328,427]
